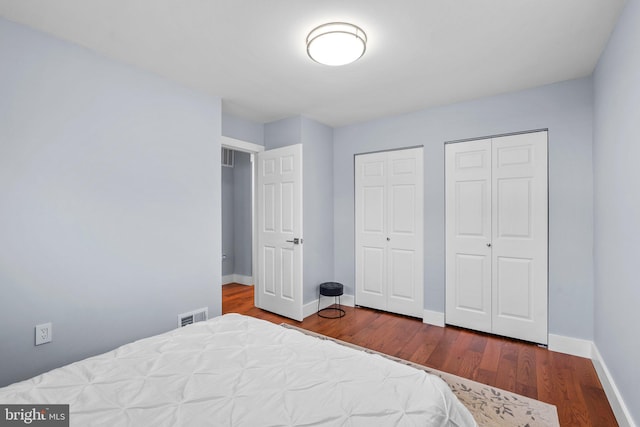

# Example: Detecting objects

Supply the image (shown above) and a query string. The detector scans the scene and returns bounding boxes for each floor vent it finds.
[177,307,209,328]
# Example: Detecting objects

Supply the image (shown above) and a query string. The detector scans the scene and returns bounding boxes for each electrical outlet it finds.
[35,322,52,345]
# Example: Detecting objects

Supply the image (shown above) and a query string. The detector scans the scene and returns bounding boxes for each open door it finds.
[256,144,303,321]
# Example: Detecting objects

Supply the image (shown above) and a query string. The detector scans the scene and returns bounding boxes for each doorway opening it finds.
[220,136,264,305]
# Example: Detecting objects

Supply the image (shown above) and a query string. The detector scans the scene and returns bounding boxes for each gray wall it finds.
[221,152,252,278]
[300,118,335,303]
[221,166,235,276]
[0,18,222,387]
[264,116,334,303]
[334,78,594,340]
[222,113,264,146]
[593,0,640,423]
[233,152,253,277]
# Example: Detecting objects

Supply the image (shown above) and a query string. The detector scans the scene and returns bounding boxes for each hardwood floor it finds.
[222,283,618,427]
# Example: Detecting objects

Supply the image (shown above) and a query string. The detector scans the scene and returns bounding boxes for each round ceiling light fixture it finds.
[306,22,367,66]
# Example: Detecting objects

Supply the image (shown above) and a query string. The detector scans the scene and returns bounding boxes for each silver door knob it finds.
[486,243,492,247]
[387,237,390,241]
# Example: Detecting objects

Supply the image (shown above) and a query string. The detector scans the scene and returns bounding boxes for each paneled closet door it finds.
[491,133,548,344]
[445,139,493,334]
[355,147,424,318]
[386,148,424,317]
[445,131,548,344]
[355,151,388,311]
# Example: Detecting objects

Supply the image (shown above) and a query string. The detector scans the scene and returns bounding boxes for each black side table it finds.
[317,282,346,318]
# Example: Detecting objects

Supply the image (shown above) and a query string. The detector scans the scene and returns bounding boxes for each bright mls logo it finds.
[0,405,68,426]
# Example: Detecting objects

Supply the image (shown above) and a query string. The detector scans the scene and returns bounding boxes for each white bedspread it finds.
[0,314,476,426]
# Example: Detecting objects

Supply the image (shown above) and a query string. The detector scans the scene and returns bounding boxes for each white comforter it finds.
[0,314,476,426]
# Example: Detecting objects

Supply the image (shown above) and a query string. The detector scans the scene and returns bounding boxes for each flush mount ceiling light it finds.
[306,22,367,66]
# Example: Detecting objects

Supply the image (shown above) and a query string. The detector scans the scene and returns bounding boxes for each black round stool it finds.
[317,282,345,319]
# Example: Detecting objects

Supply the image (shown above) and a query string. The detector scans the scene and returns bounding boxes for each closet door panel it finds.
[454,254,487,311]
[492,132,548,344]
[495,256,533,318]
[362,247,385,295]
[387,148,424,318]
[388,248,415,299]
[355,152,388,310]
[445,140,493,333]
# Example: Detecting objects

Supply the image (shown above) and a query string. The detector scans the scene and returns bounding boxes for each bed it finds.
[0,314,476,426]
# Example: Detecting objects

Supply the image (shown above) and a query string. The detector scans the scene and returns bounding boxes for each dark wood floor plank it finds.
[479,338,503,373]
[494,341,518,392]
[516,344,537,398]
[475,368,497,386]
[406,326,443,364]
[456,348,482,381]
[559,368,592,427]
[582,384,618,427]
[441,328,475,375]
[221,284,618,427]
[535,351,557,406]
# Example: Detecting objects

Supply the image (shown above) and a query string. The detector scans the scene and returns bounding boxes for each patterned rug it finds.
[281,324,559,427]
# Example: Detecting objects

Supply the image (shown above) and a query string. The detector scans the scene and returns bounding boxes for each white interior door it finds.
[355,147,424,318]
[491,132,548,344]
[256,144,303,321]
[445,131,548,344]
[445,139,493,333]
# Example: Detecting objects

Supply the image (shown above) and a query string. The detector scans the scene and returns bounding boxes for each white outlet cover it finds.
[35,322,52,345]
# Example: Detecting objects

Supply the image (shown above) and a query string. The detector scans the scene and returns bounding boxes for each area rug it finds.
[281,324,559,427]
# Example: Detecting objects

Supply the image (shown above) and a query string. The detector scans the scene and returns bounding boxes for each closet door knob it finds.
[387,237,390,241]
[486,243,492,247]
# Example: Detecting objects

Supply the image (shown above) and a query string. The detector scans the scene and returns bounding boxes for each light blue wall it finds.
[264,116,302,149]
[264,116,334,303]
[593,0,640,423]
[222,113,264,146]
[0,18,222,387]
[221,166,235,276]
[233,151,253,277]
[221,152,252,278]
[334,78,594,339]
[300,118,335,303]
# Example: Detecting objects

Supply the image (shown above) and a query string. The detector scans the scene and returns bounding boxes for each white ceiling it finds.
[0,0,626,127]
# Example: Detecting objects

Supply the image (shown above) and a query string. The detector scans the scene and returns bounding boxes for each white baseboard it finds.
[303,294,355,319]
[546,335,635,426]
[222,274,253,286]
[591,344,637,427]
[422,309,445,327]
[233,274,253,286]
[548,334,593,359]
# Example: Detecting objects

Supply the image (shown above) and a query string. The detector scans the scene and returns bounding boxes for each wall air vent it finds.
[222,147,235,167]
[177,307,209,328]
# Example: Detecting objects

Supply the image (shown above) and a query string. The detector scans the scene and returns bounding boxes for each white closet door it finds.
[445,131,548,344]
[355,152,388,310]
[491,132,548,344]
[386,148,424,317]
[445,139,493,333]
[355,147,424,318]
